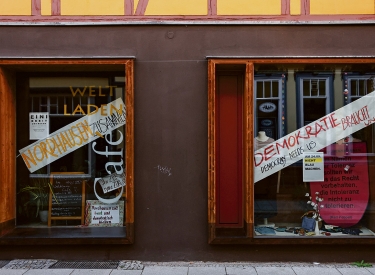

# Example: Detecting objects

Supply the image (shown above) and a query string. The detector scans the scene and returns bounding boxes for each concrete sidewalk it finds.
[1,261,374,275]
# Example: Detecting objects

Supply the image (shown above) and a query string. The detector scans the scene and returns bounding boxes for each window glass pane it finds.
[303,80,310,96]
[264,81,271,98]
[257,82,263,98]
[350,80,357,96]
[254,64,375,239]
[319,79,326,96]
[256,99,279,141]
[359,80,365,96]
[17,71,127,229]
[303,98,326,125]
[310,79,318,97]
[272,81,279,97]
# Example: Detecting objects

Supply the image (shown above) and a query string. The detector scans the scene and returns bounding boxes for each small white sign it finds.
[303,152,324,182]
[91,204,120,225]
[29,112,49,140]
[98,172,125,194]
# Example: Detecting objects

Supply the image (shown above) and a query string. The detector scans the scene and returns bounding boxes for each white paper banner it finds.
[254,90,375,183]
[20,98,126,173]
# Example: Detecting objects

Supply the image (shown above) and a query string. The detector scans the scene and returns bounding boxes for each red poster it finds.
[310,142,369,228]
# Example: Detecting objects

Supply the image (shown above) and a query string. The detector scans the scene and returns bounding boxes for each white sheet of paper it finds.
[29,112,49,140]
[90,204,120,224]
[303,152,324,182]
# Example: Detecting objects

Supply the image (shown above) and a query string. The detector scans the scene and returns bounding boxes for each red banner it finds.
[310,142,369,227]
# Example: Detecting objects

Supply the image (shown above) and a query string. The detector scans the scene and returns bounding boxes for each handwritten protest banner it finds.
[254,90,375,183]
[20,98,126,173]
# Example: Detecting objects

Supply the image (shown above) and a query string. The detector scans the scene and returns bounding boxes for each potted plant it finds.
[18,174,55,223]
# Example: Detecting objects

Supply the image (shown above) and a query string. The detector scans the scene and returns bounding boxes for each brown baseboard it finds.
[209,222,252,244]
[0,219,15,236]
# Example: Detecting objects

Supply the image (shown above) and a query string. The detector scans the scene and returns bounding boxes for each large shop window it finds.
[0,60,134,245]
[208,59,375,244]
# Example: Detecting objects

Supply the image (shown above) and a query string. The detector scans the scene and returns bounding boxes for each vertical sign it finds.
[29,112,49,140]
[303,152,324,182]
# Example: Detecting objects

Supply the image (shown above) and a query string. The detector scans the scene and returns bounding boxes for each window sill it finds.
[0,225,133,245]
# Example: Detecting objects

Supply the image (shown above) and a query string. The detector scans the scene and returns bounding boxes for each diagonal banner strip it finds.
[19,98,126,173]
[254,90,375,183]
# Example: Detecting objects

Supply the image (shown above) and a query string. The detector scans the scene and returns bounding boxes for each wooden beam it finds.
[0,67,16,227]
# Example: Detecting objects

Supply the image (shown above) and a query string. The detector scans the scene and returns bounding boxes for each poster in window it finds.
[310,142,369,227]
[85,200,124,227]
[29,112,49,140]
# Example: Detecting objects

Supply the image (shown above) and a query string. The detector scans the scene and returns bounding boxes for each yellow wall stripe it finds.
[145,0,207,15]
[0,0,374,17]
[290,0,301,15]
[41,0,52,16]
[0,0,31,15]
[61,0,125,16]
[217,0,281,15]
[310,0,375,15]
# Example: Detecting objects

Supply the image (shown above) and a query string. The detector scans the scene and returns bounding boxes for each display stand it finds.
[256,218,275,228]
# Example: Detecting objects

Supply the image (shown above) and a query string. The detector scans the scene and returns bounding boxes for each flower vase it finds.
[314,220,320,235]
[39,210,48,223]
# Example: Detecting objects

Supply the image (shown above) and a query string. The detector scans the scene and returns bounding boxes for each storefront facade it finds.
[1,0,375,262]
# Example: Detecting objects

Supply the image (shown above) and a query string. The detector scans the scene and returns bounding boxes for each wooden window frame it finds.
[208,58,375,245]
[0,59,134,245]
[295,73,334,128]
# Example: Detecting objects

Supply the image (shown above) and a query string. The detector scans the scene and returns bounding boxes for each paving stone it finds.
[117,261,143,270]
[0,261,10,269]
[256,266,296,275]
[292,267,342,275]
[71,269,112,275]
[337,267,373,275]
[3,259,57,269]
[110,270,143,275]
[0,270,28,275]
[24,269,74,275]
[142,266,188,275]
[226,266,257,275]
[188,266,226,275]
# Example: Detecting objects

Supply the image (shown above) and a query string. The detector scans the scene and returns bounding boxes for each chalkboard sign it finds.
[48,172,86,227]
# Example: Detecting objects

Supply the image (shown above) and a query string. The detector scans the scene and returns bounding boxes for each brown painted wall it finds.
[1,25,375,261]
